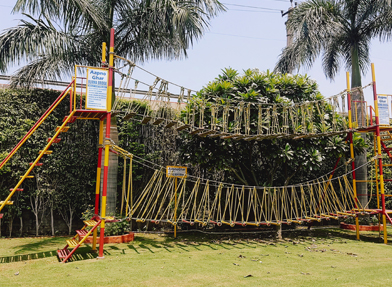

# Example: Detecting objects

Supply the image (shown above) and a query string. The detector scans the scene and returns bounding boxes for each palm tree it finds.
[275,0,392,206]
[0,0,224,215]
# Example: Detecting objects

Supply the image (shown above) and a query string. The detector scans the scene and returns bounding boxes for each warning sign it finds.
[166,166,187,178]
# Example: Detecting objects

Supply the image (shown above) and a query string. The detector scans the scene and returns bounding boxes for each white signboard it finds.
[86,68,109,110]
[166,166,187,178]
[378,95,389,125]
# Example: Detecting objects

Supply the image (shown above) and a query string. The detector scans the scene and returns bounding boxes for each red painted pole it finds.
[371,63,388,243]
[98,28,115,258]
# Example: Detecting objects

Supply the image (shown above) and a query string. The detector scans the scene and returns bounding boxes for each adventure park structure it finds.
[1,29,392,263]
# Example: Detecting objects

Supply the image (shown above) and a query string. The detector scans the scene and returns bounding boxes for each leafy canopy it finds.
[0,0,224,86]
[275,0,392,87]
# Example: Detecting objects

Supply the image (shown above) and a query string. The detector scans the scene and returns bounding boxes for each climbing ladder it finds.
[57,218,101,263]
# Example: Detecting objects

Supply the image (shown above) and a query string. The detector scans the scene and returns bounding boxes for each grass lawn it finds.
[1,227,392,286]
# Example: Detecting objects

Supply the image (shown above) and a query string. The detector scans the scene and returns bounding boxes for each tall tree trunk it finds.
[35,212,39,236]
[19,216,23,237]
[351,45,367,207]
[8,216,13,238]
[50,205,54,236]
[68,204,73,235]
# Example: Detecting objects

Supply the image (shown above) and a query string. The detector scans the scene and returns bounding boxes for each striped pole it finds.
[371,63,388,244]
[346,72,360,240]
[92,120,104,251]
[98,28,115,258]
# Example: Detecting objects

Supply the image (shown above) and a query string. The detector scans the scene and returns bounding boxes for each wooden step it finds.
[198,130,216,137]
[112,110,123,118]
[20,175,34,179]
[47,138,61,143]
[189,128,204,135]
[221,133,241,139]
[76,229,89,239]
[165,121,177,129]
[63,116,77,123]
[176,124,191,131]
[29,162,43,166]
[123,112,136,120]
[39,150,53,155]
[152,118,165,125]
[9,188,23,191]
[0,201,13,205]
[210,132,228,138]
[83,220,98,227]
[57,248,71,259]
[66,239,79,248]
[105,216,116,222]
[141,116,152,124]
[56,126,70,132]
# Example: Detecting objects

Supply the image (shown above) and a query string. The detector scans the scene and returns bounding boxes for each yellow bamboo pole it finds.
[346,71,360,240]
[174,177,178,238]
[371,63,388,243]
[126,155,133,218]
[120,157,126,216]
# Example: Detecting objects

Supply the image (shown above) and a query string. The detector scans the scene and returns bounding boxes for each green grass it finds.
[1,228,392,286]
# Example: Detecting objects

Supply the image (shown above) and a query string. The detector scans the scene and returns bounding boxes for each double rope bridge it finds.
[112,56,373,141]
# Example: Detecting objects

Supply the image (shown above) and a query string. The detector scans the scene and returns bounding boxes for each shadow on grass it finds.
[12,237,65,255]
[0,250,57,263]
[312,227,392,245]
[68,248,110,263]
[0,244,110,264]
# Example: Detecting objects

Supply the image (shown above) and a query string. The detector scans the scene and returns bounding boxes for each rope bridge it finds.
[111,55,373,141]
[111,143,369,228]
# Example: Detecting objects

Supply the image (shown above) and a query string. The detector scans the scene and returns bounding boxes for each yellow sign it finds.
[166,166,187,178]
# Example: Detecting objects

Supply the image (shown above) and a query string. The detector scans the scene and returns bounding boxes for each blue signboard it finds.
[86,68,108,110]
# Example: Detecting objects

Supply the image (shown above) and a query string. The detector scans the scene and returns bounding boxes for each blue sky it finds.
[1,0,392,105]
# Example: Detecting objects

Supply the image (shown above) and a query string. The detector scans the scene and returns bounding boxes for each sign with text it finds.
[166,166,187,178]
[378,95,389,125]
[86,68,109,110]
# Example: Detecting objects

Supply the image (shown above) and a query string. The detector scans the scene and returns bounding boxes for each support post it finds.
[347,71,360,240]
[93,120,104,251]
[98,28,115,258]
[174,177,177,238]
[371,63,388,244]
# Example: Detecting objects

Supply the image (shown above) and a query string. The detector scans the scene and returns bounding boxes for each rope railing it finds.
[112,55,374,141]
[107,141,375,228]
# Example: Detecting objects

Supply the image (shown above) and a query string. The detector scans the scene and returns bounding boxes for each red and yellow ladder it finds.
[57,218,101,263]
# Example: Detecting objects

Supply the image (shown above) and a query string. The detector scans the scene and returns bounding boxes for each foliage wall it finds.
[0,88,99,236]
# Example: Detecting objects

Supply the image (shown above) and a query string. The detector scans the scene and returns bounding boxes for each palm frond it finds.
[13,0,107,31]
[322,36,343,79]
[0,16,76,73]
[275,0,344,74]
